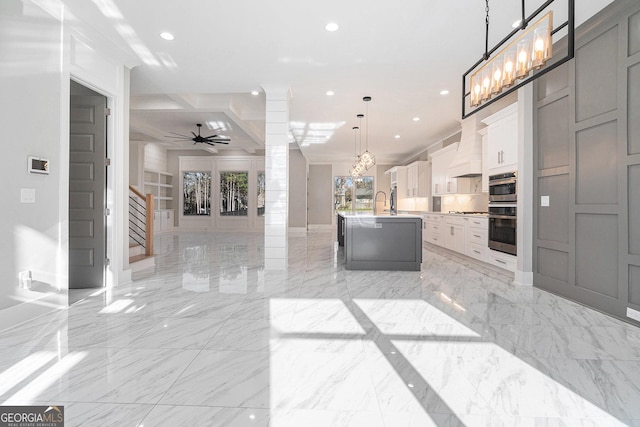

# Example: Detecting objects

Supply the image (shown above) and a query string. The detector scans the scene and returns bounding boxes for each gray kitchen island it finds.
[337,212,422,271]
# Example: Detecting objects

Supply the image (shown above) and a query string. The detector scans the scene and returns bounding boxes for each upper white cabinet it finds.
[406,161,430,198]
[430,144,456,196]
[430,144,480,195]
[387,166,408,199]
[482,102,518,174]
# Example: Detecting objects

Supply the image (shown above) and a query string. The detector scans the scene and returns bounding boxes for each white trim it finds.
[627,307,640,323]
[513,270,534,286]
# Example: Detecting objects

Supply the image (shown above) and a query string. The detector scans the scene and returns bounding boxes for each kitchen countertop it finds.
[417,211,488,217]
[337,212,423,219]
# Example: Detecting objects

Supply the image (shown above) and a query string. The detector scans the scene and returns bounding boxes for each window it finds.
[334,176,374,213]
[220,171,248,216]
[183,171,211,216]
[257,171,265,217]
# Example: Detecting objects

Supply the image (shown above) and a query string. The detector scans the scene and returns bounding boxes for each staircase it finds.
[129,186,155,272]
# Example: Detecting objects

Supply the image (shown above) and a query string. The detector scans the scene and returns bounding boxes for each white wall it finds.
[144,143,168,172]
[0,0,133,330]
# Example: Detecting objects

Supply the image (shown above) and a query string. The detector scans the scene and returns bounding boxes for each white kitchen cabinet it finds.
[487,249,517,272]
[406,161,430,198]
[423,213,444,246]
[387,166,408,199]
[445,216,465,253]
[464,216,488,261]
[430,144,456,196]
[482,102,518,175]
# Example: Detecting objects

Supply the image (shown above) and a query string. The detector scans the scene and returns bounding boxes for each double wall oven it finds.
[488,172,517,256]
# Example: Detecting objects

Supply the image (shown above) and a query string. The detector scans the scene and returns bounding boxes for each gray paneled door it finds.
[69,94,107,289]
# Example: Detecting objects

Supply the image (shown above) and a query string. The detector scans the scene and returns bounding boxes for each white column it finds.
[262,86,291,270]
[515,84,534,286]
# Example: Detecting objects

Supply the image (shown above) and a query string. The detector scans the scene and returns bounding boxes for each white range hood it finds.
[448,115,483,178]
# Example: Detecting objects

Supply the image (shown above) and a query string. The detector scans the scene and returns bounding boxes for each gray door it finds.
[69,94,107,289]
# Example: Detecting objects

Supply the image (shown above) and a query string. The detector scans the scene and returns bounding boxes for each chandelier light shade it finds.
[463,0,574,118]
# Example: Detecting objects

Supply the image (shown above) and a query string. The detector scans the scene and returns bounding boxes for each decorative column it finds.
[516,84,534,286]
[261,86,291,270]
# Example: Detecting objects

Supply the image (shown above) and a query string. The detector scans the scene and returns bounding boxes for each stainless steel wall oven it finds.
[488,204,517,255]
[488,172,517,203]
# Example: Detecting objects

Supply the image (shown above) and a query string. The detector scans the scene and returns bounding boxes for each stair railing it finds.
[128,186,154,256]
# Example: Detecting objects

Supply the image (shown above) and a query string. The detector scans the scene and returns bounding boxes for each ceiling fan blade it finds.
[166,137,194,141]
[205,138,231,142]
[204,140,229,145]
[191,131,198,138]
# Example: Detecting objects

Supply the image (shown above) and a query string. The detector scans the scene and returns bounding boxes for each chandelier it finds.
[462,0,575,118]
[349,96,376,179]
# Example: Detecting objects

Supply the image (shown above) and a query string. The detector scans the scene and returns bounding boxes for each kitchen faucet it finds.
[373,191,387,215]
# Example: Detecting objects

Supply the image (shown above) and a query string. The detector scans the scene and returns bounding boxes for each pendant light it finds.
[360,96,376,170]
[463,0,573,118]
[350,126,361,179]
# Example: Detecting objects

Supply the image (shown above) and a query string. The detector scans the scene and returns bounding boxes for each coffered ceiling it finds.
[63,0,613,164]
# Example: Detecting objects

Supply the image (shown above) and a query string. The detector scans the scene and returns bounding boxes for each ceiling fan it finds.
[166,123,230,145]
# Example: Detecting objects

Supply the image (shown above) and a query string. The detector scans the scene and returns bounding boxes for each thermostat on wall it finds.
[28,156,49,175]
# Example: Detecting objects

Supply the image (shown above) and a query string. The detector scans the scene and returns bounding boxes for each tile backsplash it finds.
[441,193,488,213]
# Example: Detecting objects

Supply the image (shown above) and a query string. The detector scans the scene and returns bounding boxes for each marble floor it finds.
[1,230,640,426]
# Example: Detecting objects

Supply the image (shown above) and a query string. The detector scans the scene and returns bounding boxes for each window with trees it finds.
[220,171,248,216]
[334,176,374,213]
[183,171,211,215]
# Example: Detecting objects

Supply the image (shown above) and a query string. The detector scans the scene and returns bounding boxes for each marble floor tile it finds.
[159,350,271,407]
[1,230,639,425]
[141,405,270,427]
[63,402,154,427]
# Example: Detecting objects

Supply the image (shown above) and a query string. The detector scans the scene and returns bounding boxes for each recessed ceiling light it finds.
[160,32,174,41]
[440,90,450,95]
[326,90,335,96]
[325,22,339,32]
[413,117,420,122]
[251,90,259,96]
[512,19,522,28]
[395,135,401,139]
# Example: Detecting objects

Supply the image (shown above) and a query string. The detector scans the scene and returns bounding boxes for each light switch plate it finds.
[20,188,36,203]
[541,195,550,207]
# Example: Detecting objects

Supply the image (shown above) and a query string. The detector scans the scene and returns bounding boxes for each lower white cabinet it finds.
[422,213,444,245]
[487,249,517,272]
[445,216,465,253]
[154,209,174,233]
[464,216,488,261]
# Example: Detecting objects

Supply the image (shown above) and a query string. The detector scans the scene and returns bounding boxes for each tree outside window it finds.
[183,171,211,215]
[334,176,374,213]
[220,171,248,216]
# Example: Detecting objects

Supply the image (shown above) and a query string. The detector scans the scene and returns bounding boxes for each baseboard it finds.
[514,270,534,286]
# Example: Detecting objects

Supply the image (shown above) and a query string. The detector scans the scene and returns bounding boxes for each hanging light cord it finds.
[484,0,490,60]
[366,102,370,153]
